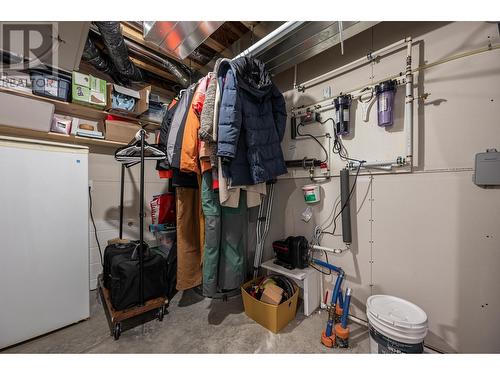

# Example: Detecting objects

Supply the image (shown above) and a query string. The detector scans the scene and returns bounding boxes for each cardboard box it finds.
[72,72,107,109]
[50,114,73,135]
[71,117,100,135]
[105,120,141,143]
[260,284,284,306]
[75,118,105,140]
[241,278,298,333]
[106,84,151,116]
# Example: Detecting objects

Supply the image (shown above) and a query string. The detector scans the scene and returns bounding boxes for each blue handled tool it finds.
[313,258,347,347]
[326,271,344,337]
[336,287,352,348]
[341,288,352,328]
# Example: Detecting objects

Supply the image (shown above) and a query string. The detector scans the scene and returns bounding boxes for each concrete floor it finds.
[2,290,370,354]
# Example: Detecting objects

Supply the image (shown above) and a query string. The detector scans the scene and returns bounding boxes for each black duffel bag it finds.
[103,241,139,289]
[110,243,167,311]
[151,242,177,300]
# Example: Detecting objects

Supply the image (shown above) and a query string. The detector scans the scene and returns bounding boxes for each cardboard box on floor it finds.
[106,84,151,117]
[260,283,284,306]
[241,278,299,333]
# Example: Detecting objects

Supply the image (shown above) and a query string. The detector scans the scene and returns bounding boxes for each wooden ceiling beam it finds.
[240,21,259,31]
[224,22,245,38]
[150,85,175,101]
[203,37,233,58]
[198,22,283,75]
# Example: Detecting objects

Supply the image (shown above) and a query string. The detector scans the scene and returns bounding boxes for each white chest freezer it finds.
[0,136,90,349]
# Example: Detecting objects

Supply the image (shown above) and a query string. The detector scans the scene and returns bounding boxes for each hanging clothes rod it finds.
[234,21,306,60]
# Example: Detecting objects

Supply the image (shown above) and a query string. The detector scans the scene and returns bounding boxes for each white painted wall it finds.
[88,151,169,290]
[270,21,500,353]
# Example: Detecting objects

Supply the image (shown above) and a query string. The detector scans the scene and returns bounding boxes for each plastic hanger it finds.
[114,129,166,163]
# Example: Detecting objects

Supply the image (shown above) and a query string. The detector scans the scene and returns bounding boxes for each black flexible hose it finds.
[95,21,143,82]
[296,122,329,163]
[82,36,128,85]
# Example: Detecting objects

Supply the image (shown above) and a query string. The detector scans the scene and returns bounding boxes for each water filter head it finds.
[375,79,397,94]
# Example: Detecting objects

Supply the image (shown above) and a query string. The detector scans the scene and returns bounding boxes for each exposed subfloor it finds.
[2,290,370,354]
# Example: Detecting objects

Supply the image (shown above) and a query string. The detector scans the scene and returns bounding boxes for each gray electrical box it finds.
[474,149,500,186]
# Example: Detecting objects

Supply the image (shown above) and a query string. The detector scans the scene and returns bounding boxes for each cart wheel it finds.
[113,323,121,340]
[162,305,169,315]
[158,307,164,322]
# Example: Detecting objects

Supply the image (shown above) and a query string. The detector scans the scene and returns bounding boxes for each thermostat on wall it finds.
[474,148,500,186]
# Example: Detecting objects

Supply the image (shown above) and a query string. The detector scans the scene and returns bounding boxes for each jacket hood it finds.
[230,57,272,99]
[213,57,230,74]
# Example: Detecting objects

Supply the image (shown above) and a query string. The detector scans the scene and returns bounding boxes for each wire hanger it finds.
[114,129,166,163]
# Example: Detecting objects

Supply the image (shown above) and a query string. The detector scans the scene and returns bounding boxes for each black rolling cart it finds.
[98,129,168,340]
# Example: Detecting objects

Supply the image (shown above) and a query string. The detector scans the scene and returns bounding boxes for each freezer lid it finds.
[0,135,89,154]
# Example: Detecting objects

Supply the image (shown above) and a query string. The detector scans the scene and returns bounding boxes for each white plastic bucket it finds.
[366,295,428,354]
[302,184,320,203]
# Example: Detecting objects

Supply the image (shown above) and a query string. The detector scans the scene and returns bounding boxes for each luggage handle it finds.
[131,242,150,261]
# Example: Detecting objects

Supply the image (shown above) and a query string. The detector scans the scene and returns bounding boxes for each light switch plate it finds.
[323,86,332,99]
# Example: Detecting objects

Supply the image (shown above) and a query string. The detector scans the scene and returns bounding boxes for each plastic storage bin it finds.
[140,101,167,123]
[154,228,176,259]
[30,70,71,102]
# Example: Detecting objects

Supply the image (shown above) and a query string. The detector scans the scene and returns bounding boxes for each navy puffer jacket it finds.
[217,57,287,186]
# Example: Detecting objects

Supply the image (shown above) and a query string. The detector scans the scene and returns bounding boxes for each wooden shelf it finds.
[0,86,161,130]
[0,124,127,149]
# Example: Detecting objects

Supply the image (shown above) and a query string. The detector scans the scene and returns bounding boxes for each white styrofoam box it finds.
[0,92,54,132]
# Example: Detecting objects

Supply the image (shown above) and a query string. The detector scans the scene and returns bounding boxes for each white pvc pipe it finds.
[360,165,393,171]
[319,273,326,309]
[291,76,406,117]
[403,38,414,163]
[235,22,305,59]
[297,37,410,91]
[349,158,405,168]
[348,314,369,327]
[311,244,344,254]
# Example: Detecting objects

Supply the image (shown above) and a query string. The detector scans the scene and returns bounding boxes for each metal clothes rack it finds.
[117,130,148,305]
[98,129,167,340]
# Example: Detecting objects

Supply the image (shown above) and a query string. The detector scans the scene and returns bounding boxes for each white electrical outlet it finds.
[88,179,94,192]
